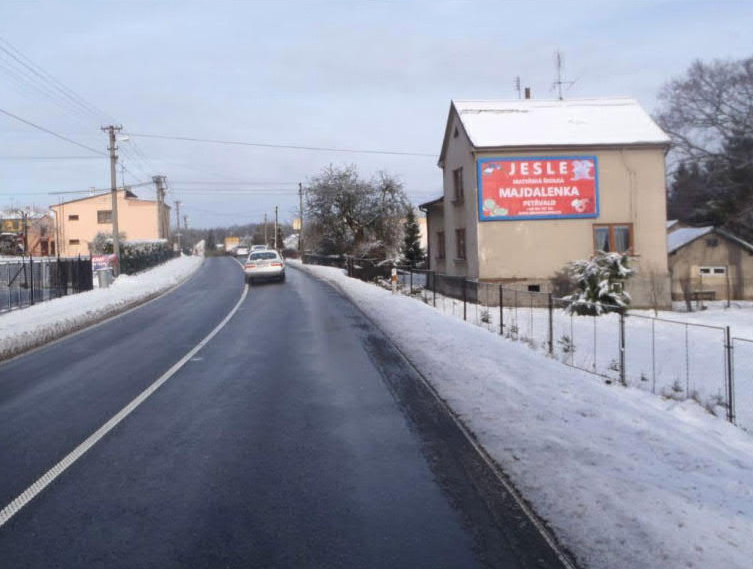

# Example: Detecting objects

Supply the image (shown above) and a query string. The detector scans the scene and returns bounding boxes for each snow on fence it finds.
[383,267,750,431]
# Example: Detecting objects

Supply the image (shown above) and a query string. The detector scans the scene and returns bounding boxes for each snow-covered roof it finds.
[667,226,714,253]
[668,226,753,254]
[666,219,679,230]
[448,98,670,152]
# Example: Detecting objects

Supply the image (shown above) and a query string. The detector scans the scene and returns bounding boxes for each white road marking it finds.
[0,285,249,529]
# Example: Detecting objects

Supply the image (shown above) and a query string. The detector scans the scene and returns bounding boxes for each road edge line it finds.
[0,283,249,529]
[0,257,206,363]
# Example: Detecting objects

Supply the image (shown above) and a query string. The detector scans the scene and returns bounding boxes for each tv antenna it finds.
[552,50,576,100]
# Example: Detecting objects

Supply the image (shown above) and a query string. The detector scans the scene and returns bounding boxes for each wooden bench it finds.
[690,290,716,301]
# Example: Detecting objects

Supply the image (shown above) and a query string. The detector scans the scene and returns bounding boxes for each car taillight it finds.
[271,262,283,267]
[245,263,256,268]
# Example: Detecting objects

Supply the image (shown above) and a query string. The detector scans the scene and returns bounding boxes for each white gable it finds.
[453,98,670,149]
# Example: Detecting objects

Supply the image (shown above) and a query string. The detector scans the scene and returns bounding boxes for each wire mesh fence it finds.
[302,257,752,431]
[732,338,753,433]
[0,257,93,313]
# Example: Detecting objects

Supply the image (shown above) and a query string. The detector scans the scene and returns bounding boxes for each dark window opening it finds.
[593,223,633,254]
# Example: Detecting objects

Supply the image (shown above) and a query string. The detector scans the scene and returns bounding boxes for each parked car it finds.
[244,250,285,284]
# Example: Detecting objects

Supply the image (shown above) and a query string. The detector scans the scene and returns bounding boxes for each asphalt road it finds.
[0,256,572,568]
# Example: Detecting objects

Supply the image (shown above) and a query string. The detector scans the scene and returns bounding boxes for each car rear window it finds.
[249,252,279,260]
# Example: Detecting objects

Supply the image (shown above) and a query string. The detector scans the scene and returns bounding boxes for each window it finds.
[527,284,541,292]
[436,231,446,259]
[593,224,632,254]
[452,167,464,204]
[699,266,726,276]
[455,228,466,260]
[97,210,113,224]
[68,214,79,221]
[69,239,80,245]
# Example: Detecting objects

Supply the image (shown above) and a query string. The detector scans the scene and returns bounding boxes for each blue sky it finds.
[1,0,751,228]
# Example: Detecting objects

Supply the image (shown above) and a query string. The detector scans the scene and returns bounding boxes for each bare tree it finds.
[656,56,753,166]
[656,56,753,239]
[305,165,409,257]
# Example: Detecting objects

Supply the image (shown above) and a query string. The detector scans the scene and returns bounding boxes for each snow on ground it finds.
[2,256,751,568]
[0,255,203,361]
[292,261,753,569]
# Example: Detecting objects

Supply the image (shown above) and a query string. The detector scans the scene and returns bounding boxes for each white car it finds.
[235,246,250,257]
[250,245,267,252]
[244,250,285,284]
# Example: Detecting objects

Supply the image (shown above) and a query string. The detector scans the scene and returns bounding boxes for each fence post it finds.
[619,310,626,386]
[29,256,35,306]
[725,326,735,424]
[499,285,504,335]
[410,268,413,295]
[432,271,436,307]
[462,279,467,321]
[548,293,553,355]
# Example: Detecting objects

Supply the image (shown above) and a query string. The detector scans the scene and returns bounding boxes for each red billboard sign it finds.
[477,155,599,221]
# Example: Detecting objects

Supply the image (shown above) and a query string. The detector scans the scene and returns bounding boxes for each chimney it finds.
[524,87,531,100]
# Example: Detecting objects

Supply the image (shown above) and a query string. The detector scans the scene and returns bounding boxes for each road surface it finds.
[0,256,572,568]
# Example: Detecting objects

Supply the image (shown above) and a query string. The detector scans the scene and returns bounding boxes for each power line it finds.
[0,107,106,156]
[124,132,437,158]
[0,156,102,160]
[169,180,299,186]
[0,36,115,124]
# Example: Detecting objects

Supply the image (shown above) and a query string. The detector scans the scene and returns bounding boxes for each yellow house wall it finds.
[669,236,753,300]
[439,120,672,307]
[52,191,164,257]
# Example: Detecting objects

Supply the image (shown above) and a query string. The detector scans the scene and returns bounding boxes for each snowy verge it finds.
[0,256,204,361]
[291,260,753,569]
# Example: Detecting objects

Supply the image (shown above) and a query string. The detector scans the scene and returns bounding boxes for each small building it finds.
[422,97,672,307]
[0,210,56,256]
[667,222,753,301]
[51,189,170,257]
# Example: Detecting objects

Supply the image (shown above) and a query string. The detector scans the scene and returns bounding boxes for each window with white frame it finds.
[699,266,727,276]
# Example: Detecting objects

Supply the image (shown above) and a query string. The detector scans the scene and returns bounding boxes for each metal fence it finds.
[120,250,179,275]
[0,256,93,313]
[732,338,753,432]
[308,259,753,432]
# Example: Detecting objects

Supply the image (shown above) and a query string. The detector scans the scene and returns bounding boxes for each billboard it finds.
[477,155,599,221]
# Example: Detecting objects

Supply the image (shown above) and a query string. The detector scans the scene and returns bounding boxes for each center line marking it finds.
[0,284,249,529]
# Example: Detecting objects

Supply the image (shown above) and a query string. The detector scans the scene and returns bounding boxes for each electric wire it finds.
[124,132,437,158]
[0,108,106,156]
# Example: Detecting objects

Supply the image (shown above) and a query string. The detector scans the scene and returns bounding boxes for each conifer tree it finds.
[401,208,424,266]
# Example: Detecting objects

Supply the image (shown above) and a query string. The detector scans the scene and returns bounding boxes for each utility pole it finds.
[264,213,268,247]
[274,206,279,250]
[153,175,167,239]
[298,182,304,254]
[175,200,181,253]
[102,125,123,275]
[183,214,188,231]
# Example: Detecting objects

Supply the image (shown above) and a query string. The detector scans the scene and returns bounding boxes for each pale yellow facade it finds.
[669,230,753,301]
[51,190,170,257]
[429,99,672,308]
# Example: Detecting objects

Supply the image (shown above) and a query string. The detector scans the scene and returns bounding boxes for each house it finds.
[421,97,672,307]
[51,189,171,257]
[667,221,753,301]
[0,210,56,256]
